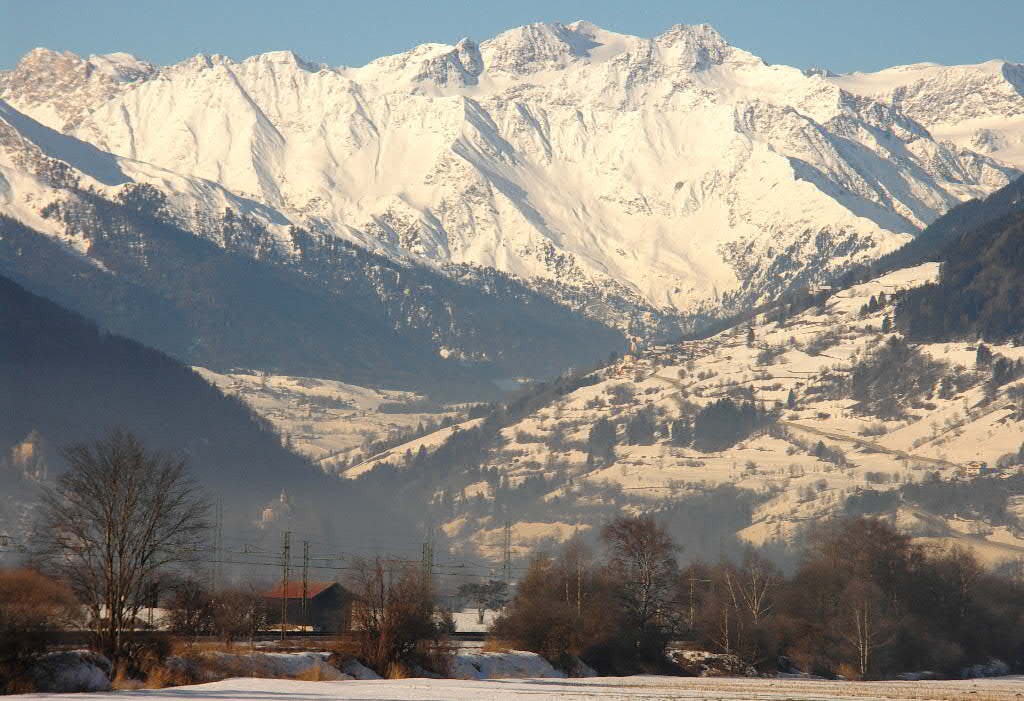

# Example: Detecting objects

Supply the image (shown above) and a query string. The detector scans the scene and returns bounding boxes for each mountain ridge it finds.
[2,21,1015,327]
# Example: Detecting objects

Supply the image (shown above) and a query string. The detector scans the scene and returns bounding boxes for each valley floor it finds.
[21,676,1024,701]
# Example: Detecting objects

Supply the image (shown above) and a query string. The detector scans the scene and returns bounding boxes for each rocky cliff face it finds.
[830,60,1024,169]
[1,22,1017,326]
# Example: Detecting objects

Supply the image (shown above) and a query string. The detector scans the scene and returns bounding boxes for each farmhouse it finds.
[263,581,355,633]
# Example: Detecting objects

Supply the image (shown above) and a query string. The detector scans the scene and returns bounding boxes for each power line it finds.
[211,495,224,593]
[279,531,290,641]
[301,540,310,630]
[502,520,512,584]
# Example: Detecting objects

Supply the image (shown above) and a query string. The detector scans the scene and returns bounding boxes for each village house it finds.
[263,581,356,633]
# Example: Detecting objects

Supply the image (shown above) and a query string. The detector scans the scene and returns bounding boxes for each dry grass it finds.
[293,665,326,682]
[141,664,191,689]
[480,638,513,653]
[169,639,255,656]
[110,664,143,691]
[385,662,410,679]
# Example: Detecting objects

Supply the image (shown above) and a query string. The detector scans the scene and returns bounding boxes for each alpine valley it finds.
[3,21,1024,560]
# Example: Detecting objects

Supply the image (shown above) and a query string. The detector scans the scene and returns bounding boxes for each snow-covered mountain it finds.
[0,97,292,248]
[1,22,1016,322]
[0,100,625,394]
[830,60,1024,169]
[210,259,1024,562]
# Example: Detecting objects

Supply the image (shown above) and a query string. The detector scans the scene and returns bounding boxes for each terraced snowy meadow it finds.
[23,675,1024,701]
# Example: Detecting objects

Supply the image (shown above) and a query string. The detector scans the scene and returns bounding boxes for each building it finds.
[258,489,292,527]
[960,461,987,479]
[263,581,356,633]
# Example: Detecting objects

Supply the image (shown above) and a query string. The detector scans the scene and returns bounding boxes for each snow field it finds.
[20,674,1024,701]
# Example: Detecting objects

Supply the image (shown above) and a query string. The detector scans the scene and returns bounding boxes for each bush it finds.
[492,542,619,673]
[347,558,451,677]
[0,569,80,693]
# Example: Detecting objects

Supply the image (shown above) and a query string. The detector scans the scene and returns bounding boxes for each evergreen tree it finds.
[977,344,993,367]
[670,418,692,447]
[693,399,774,452]
[625,408,656,445]
[587,417,617,464]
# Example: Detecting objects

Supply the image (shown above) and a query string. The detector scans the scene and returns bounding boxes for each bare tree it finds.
[840,579,893,679]
[733,552,778,626]
[601,515,679,650]
[37,430,208,660]
[213,588,267,648]
[709,553,779,664]
[347,557,446,676]
[164,578,214,642]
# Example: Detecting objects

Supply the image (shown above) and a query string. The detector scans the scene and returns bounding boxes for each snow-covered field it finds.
[194,368,458,469]
[21,675,1024,701]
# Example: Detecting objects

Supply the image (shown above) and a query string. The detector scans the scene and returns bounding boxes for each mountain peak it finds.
[18,47,75,64]
[454,38,483,77]
[654,23,747,71]
[12,48,154,82]
[245,50,321,72]
[480,22,600,74]
[1,22,1018,323]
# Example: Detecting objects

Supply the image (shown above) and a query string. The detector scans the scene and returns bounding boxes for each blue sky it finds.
[3,0,1022,73]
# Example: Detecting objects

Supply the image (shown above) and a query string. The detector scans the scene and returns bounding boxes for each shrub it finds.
[347,558,451,677]
[0,568,80,693]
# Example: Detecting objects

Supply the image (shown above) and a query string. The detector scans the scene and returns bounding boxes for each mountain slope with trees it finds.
[0,187,623,399]
[0,273,424,545]
[896,208,1024,342]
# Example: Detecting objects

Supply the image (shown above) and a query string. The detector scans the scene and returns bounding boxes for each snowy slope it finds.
[0,49,156,132]
[193,368,462,468]
[321,261,1024,562]
[2,24,1016,320]
[830,60,1024,168]
[1,99,626,389]
[0,98,294,250]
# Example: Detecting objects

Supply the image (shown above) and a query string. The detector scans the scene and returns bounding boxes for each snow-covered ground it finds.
[20,675,1024,700]
[194,368,458,469]
[417,263,1024,561]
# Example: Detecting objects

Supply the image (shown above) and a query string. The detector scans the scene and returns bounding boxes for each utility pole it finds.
[280,530,291,640]
[421,519,435,581]
[421,520,435,583]
[211,495,224,593]
[301,541,310,631]
[421,540,434,578]
[687,571,712,630]
[502,520,512,584]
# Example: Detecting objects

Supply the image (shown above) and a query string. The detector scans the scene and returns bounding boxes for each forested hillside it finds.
[0,186,623,399]
[897,210,1024,342]
[0,273,422,543]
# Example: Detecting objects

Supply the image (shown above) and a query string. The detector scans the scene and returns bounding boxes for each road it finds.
[777,420,962,471]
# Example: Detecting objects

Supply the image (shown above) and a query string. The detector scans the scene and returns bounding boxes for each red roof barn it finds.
[263,581,355,633]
